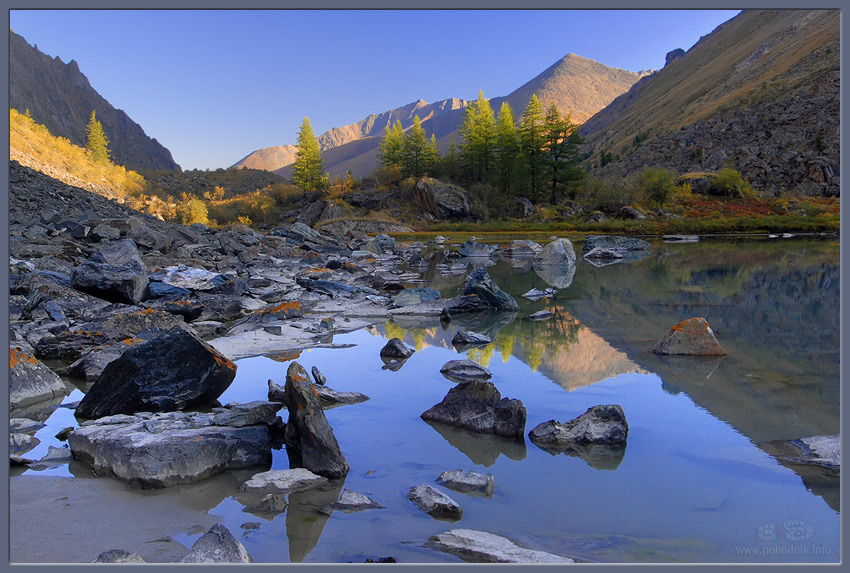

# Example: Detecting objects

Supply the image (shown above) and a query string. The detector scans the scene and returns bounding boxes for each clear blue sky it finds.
[10,9,740,170]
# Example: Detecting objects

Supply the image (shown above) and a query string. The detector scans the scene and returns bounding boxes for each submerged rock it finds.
[93,550,147,563]
[75,326,237,419]
[243,494,288,515]
[459,239,498,258]
[281,361,350,478]
[407,485,463,520]
[9,345,69,409]
[463,268,518,312]
[500,240,542,260]
[320,489,385,514]
[437,469,495,497]
[68,409,272,487]
[528,405,629,450]
[421,380,526,439]
[761,434,840,471]
[426,529,574,563]
[651,317,727,356]
[179,524,252,563]
[440,359,493,383]
[526,310,553,321]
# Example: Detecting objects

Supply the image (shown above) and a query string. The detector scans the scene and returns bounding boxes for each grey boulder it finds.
[437,469,495,497]
[71,239,149,305]
[9,345,69,410]
[528,404,629,451]
[407,485,463,520]
[440,359,493,383]
[320,489,384,514]
[239,468,329,495]
[421,380,526,439]
[179,524,252,563]
[380,337,414,360]
[68,409,272,487]
[463,268,518,311]
[93,550,147,563]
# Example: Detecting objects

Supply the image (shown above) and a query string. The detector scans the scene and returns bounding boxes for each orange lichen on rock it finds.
[212,353,237,371]
[10,346,39,369]
[120,338,144,345]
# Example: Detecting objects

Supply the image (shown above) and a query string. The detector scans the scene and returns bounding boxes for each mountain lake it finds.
[10,235,840,564]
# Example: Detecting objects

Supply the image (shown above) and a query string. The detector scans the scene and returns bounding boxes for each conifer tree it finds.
[377,120,405,168]
[291,116,327,192]
[423,134,440,175]
[460,90,497,184]
[495,102,520,196]
[437,136,462,182]
[401,116,428,178]
[543,103,585,204]
[86,110,110,163]
[519,95,545,200]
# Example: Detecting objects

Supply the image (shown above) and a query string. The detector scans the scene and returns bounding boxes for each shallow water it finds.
[15,236,840,563]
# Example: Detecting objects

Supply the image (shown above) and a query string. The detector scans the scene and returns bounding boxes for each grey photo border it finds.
[0,0,844,571]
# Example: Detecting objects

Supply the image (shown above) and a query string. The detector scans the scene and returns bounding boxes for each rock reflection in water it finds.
[532,261,575,289]
[654,355,726,388]
[424,421,526,467]
[285,480,345,562]
[533,441,627,471]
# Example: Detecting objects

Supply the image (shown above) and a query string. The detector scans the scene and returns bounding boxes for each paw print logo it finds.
[783,520,813,542]
[757,522,777,541]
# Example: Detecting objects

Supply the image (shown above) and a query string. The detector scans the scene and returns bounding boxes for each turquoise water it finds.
[18,237,841,563]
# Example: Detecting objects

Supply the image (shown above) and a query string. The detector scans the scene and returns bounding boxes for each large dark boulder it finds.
[413,178,473,220]
[282,361,349,479]
[71,239,149,305]
[421,380,526,439]
[463,268,518,312]
[9,345,69,409]
[75,326,237,419]
[380,338,414,360]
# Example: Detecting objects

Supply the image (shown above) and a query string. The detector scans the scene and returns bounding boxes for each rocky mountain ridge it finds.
[9,30,180,173]
[238,54,648,178]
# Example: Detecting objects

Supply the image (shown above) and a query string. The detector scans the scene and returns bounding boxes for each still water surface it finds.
[18,236,840,563]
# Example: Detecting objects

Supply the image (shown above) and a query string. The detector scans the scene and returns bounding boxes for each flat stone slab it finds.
[407,485,463,520]
[68,409,271,488]
[239,468,329,495]
[426,529,574,563]
[437,469,495,497]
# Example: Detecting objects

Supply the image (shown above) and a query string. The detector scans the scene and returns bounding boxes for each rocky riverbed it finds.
[8,161,840,563]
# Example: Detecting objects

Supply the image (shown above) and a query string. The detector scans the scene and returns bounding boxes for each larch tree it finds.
[291,116,327,192]
[377,120,405,168]
[460,90,497,184]
[401,116,428,178]
[543,103,585,204]
[85,110,110,163]
[519,94,546,201]
[495,102,520,197]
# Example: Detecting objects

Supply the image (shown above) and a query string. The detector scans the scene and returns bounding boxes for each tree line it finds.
[289,91,586,205]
